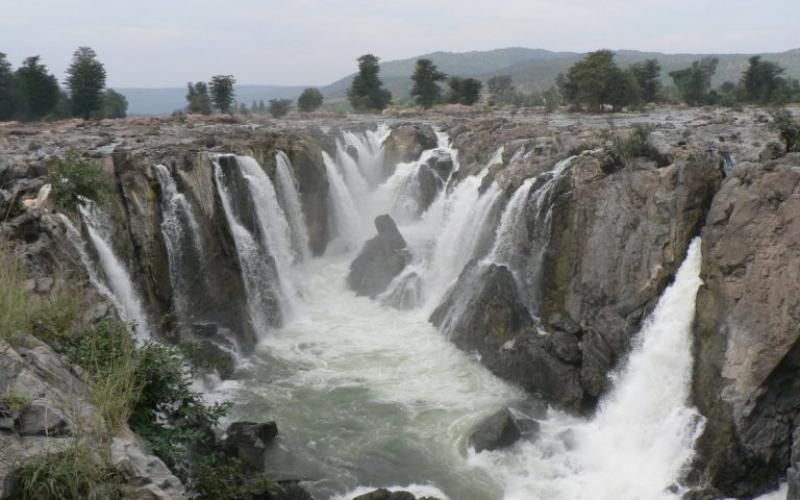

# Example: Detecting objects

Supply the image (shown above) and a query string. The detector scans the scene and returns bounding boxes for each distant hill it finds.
[119,84,306,115]
[120,48,800,114]
[322,47,800,102]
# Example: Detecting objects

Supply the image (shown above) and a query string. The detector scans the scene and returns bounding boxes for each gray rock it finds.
[354,489,418,500]
[469,408,526,452]
[223,421,278,471]
[111,429,187,499]
[347,215,410,298]
[383,124,438,179]
[18,403,70,436]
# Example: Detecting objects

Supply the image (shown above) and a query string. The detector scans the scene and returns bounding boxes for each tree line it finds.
[183,75,325,118]
[0,47,127,122]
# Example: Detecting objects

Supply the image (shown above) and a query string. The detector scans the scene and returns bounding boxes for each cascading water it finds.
[212,156,283,333]
[72,202,151,342]
[322,151,365,252]
[472,239,705,500]
[275,152,311,261]
[154,164,207,323]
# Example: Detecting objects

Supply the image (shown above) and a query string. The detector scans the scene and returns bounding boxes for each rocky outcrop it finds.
[468,407,540,453]
[354,489,441,500]
[383,124,437,179]
[689,154,800,497]
[223,421,279,471]
[347,215,410,298]
[0,336,185,499]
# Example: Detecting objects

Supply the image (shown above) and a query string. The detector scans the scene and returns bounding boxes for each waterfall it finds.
[322,150,365,252]
[474,239,706,500]
[487,176,536,266]
[212,156,283,333]
[72,203,151,342]
[341,124,390,187]
[154,164,207,323]
[274,152,311,262]
[335,137,371,207]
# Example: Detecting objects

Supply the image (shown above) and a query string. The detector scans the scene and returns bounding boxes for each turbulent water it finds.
[199,128,710,499]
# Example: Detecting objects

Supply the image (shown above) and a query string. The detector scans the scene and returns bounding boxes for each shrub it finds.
[48,150,106,211]
[14,443,124,500]
[610,125,670,167]
[268,98,292,118]
[771,108,800,153]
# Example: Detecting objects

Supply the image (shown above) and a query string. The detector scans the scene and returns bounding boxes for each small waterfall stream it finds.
[275,152,311,262]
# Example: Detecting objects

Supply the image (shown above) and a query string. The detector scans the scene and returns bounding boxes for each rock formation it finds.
[348,214,410,298]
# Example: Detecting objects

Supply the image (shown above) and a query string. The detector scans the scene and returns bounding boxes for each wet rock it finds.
[469,408,535,452]
[353,489,417,500]
[425,149,454,179]
[690,155,800,498]
[223,421,278,471]
[347,215,410,298]
[183,338,236,379]
[416,164,443,214]
[383,124,437,178]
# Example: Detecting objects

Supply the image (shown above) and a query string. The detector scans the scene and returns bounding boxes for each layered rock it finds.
[383,124,437,179]
[347,215,410,298]
[689,154,800,497]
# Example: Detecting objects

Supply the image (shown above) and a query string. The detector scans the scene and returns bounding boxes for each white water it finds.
[236,155,302,318]
[212,156,283,333]
[191,127,709,500]
[472,239,705,500]
[74,203,151,342]
[275,152,312,262]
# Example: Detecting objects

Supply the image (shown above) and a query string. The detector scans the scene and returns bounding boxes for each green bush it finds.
[48,150,106,211]
[14,443,124,500]
[771,108,800,153]
[611,124,670,167]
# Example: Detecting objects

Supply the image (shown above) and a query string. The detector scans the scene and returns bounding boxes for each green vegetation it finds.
[771,108,800,153]
[268,98,292,118]
[559,50,643,112]
[186,82,213,115]
[446,77,482,105]
[628,59,662,103]
[669,57,719,106]
[100,89,128,119]
[741,56,790,104]
[0,392,31,412]
[15,56,60,121]
[48,150,106,212]
[14,443,124,500]
[67,47,107,119]
[348,54,392,112]
[210,75,236,114]
[410,58,447,109]
[610,124,669,167]
[297,87,324,112]
[0,53,15,120]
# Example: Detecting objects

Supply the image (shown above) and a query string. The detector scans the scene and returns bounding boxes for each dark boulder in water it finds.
[469,407,539,452]
[347,215,410,298]
[354,489,440,500]
[223,421,278,471]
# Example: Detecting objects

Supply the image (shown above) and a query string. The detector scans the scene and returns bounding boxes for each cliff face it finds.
[690,154,800,497]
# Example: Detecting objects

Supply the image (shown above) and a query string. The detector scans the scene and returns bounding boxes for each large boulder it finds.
[347,215,410,298]
[223,421,279,471]
[383,124,437,179]
[430,263,585,410]
[468,407,540,453]
[689,155,800,498]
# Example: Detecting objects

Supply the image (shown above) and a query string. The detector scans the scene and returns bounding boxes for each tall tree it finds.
[446,77,483,105]
[66,47,107,119]
[410,59,447,109]
[487,75,514,105]
[186,82,212,115]
[669,57,718,106]
[347,54,392,112]
[15,56,59,120]
[297,87,324,112]
[0,53,15,120]
[741,56,787,104]
[209,75,236,114]
[101,88,128,118]
[562,50,634,112]
[629,59,662,102]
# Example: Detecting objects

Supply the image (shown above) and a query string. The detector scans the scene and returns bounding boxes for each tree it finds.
[297,87,324,112]
[741,56,787,104]
[629,59,661,102]
[186,82,211,115]
[347,54,392,112]
[66,47,107,119]
[101,88,128,118]
[209,75,235,114]
[561,50,636,112]
[487,75,514,105]
[0,53,16,120]
[268,98,292,118]
[258,100,266,113]
[410,59,447,109]
[446,77,483,105]
[14,56,59,120]
[669,57,718,106]
[238,102,249,115]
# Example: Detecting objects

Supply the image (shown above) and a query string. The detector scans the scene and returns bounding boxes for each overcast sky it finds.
[2,0,797,88]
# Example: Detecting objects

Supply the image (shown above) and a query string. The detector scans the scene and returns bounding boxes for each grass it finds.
[0,392,32,412]
[610,124,671,167]
[0,242,35,344]
[48,149,107,213]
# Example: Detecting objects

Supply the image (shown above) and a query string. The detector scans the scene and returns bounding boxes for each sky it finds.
[1,0,798,88]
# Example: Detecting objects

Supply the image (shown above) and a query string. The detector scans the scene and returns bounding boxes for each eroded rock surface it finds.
[347,215,410,298]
